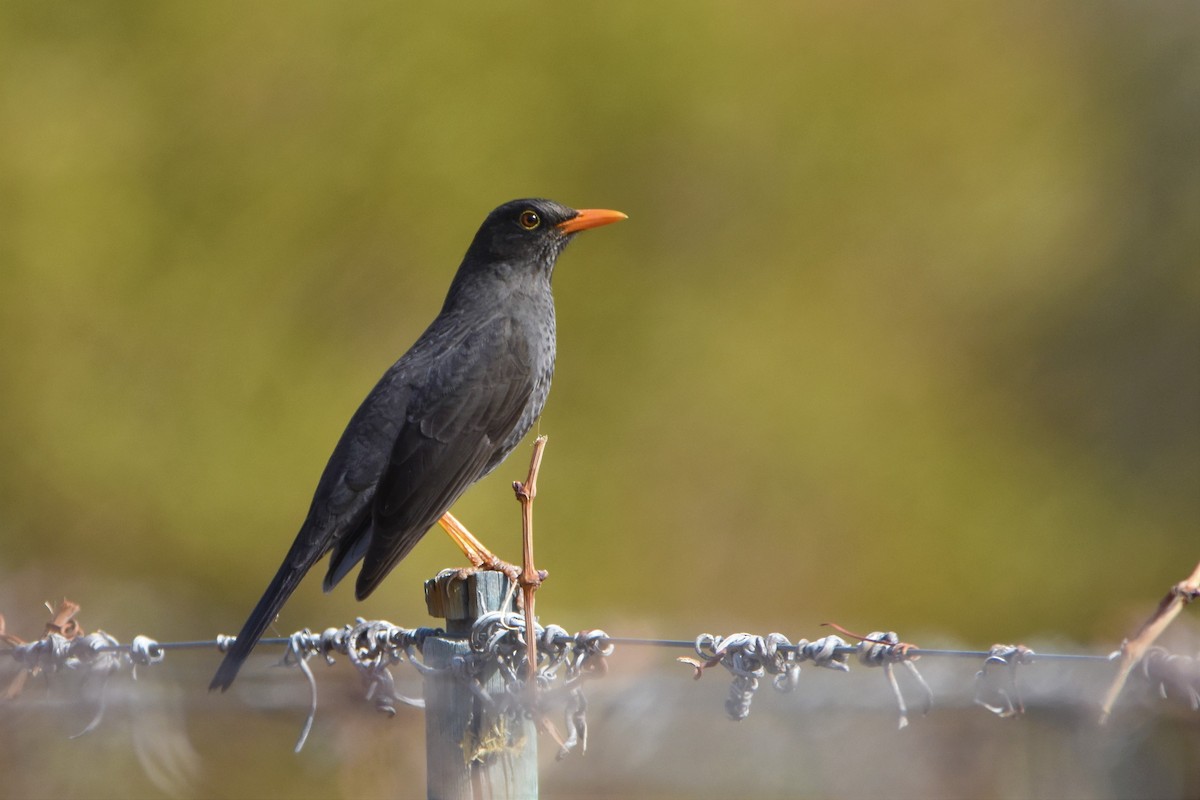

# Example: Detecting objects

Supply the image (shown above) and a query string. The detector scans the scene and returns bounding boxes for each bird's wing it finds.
[312,369,413,591]
[353,318,535,598]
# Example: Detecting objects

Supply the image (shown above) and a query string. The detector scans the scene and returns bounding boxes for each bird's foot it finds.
[449,559,520,584]
[447,562,546,613]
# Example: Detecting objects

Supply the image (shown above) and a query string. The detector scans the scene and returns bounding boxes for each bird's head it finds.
[463,198,627,280]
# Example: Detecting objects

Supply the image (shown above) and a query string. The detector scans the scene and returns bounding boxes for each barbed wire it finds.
[2,597,1197,755]
[8,443,1194,774]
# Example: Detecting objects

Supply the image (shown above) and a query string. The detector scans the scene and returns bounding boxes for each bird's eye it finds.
[518,210,541,230]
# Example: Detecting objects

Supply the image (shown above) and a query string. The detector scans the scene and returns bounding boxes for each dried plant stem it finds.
[513,436,548,687]
[1099,559,1200,723]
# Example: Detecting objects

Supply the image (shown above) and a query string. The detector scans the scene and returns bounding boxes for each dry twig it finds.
[1099,559,1200,723]
[512,435,548,687]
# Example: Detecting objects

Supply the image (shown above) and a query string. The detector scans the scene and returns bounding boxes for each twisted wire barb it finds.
[6,629,155,736]
[1139,647,1200,710]
[679,632,851,721]
[854,631,933,729]
[449,610,614,758]
[974,643,1034,717]
[558,630,614,757]
[280,620,439,752]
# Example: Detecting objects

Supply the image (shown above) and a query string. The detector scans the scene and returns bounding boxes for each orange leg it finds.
[437,511,521,581]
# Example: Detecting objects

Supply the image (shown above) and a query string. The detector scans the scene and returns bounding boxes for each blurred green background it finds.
[1,2,1197,798]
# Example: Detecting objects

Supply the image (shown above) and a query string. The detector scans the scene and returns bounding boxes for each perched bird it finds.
[210,198,626,691]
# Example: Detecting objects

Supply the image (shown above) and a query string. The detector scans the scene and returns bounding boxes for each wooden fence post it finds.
[423,570,537,800]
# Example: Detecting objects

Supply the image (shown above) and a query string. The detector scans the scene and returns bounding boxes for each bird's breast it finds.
[483,295,555,473]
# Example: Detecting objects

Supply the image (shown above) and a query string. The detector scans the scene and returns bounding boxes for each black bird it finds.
[210,199,626,691]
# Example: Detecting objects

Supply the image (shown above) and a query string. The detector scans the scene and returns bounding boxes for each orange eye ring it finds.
[518,210,541,230]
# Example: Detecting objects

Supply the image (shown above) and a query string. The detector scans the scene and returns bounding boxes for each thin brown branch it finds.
[513,436,548,688]
[1099,559,1200,724]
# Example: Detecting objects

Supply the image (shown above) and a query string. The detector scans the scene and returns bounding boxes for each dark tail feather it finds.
[209,560,308,692]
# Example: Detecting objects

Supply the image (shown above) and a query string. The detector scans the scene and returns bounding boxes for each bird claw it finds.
[488,559,523,585]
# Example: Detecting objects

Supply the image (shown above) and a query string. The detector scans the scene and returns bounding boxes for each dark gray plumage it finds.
[210,198,625,691]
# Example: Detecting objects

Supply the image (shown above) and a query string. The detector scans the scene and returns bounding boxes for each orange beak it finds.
[557,208,628,235]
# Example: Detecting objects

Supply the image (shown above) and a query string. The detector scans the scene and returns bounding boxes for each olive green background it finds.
[1,3,1196,798]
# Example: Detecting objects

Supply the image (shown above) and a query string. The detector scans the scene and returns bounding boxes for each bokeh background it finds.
[1,3,1197,798]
